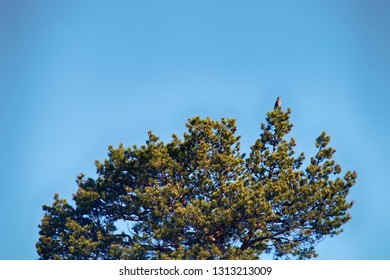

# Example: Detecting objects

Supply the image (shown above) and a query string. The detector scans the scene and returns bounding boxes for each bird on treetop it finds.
[274,96,282,110]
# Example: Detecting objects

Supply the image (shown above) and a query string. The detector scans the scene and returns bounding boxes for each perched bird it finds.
[274,96,281,110]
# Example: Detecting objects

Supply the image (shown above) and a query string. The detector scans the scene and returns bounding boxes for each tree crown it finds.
[37,108,356,259]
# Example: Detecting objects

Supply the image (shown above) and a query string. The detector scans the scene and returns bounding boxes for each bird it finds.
[274,96,281,110]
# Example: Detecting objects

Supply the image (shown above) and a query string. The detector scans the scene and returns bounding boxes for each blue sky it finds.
[1,0,389,259]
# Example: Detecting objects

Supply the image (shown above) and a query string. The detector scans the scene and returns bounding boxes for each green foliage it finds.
[36,108,357,259]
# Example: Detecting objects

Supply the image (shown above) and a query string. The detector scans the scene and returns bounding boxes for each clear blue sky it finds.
[1,0,389,259]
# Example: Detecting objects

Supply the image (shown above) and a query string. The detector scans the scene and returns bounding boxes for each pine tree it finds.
[36,108,356,259]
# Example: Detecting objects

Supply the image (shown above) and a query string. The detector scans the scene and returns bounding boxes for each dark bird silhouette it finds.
[274,96,281,110]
